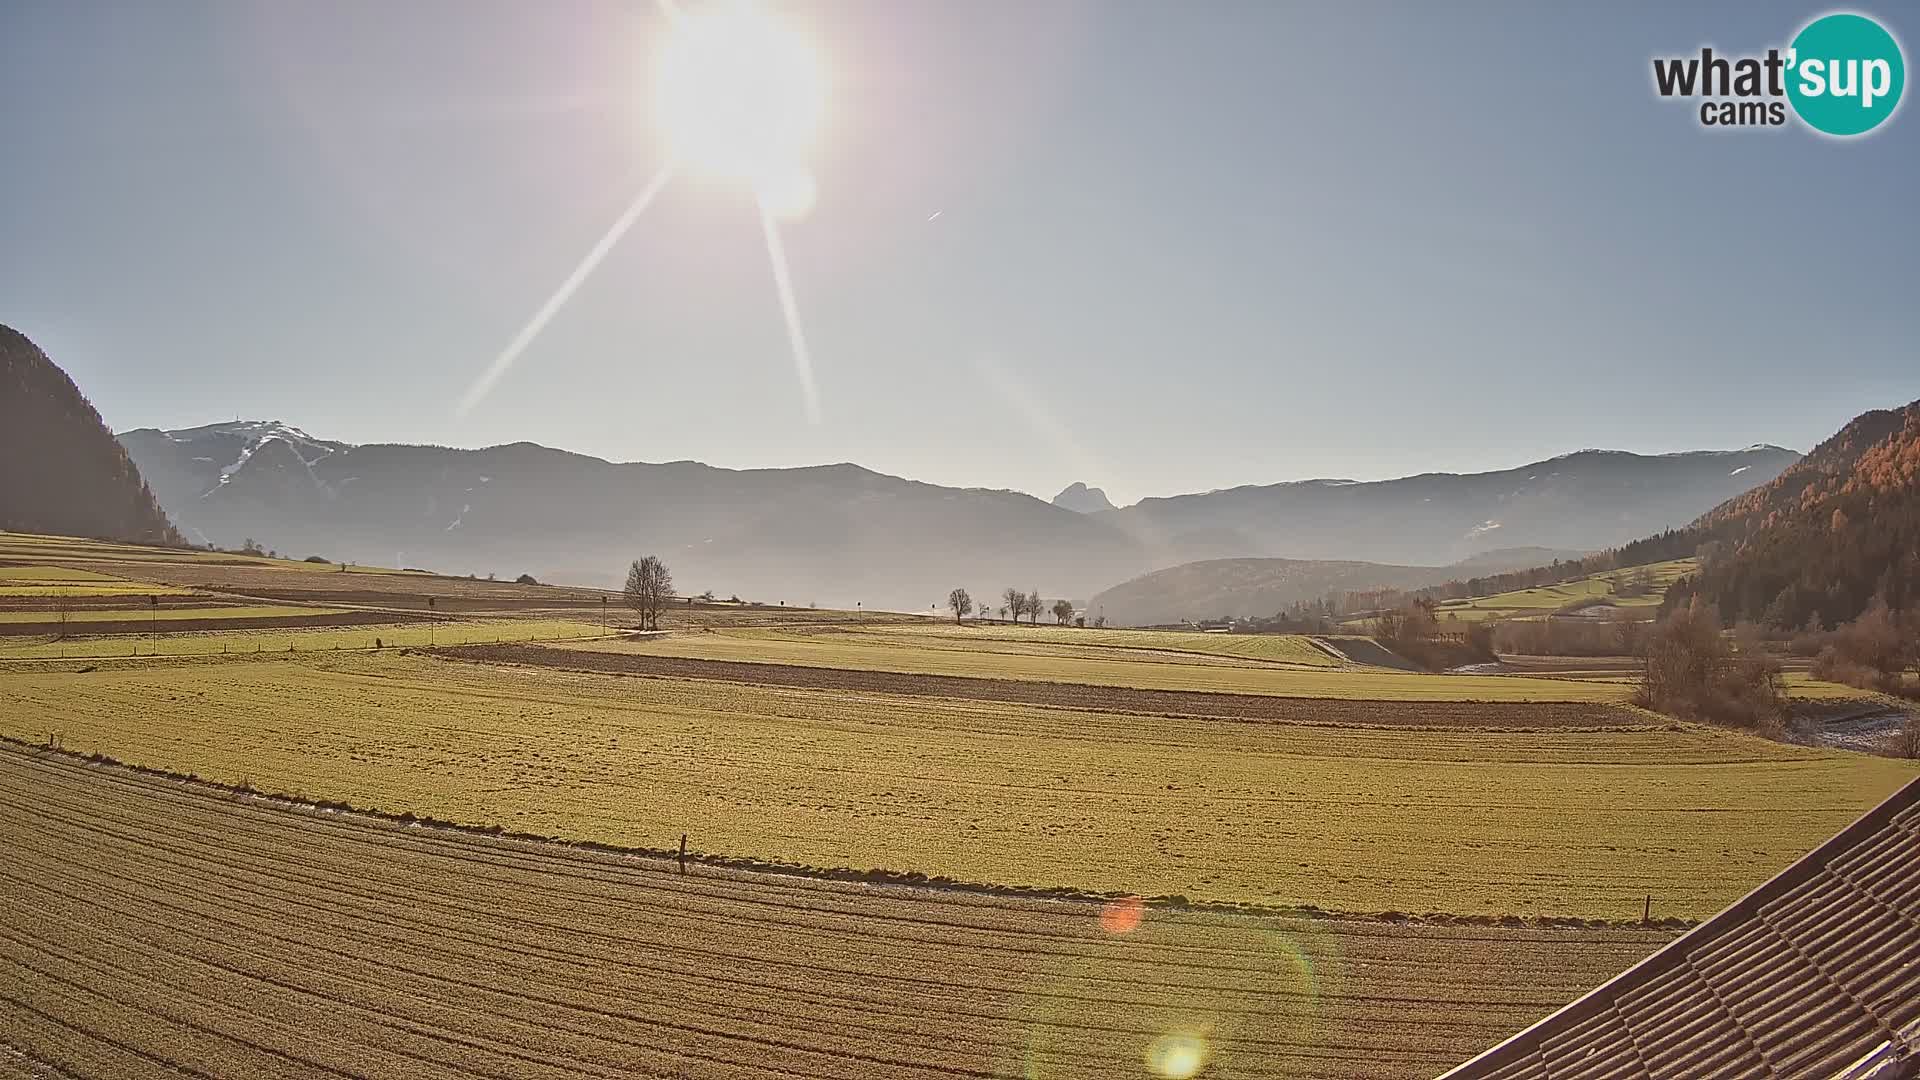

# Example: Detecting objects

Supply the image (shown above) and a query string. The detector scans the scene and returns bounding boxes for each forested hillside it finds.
[1637,400,1920,628]
[0,325,179,545]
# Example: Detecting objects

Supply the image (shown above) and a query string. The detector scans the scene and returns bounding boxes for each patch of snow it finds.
[478,476,491,483]
[216,435,270,484]
[1729,465,1751,476]
[1466,520,1503,538]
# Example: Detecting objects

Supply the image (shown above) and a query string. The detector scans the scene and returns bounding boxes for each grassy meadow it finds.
[1425,558,1697,623]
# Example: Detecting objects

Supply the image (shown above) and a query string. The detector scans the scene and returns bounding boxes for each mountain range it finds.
[116,418,1796,611]
[1088,445,1798,567]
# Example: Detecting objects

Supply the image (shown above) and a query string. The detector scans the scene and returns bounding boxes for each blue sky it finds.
[3,1,1915,505]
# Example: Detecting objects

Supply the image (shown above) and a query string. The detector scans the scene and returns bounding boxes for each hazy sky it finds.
[4,1,1915,505]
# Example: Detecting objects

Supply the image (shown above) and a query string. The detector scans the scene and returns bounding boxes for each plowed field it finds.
[0,746,1667,1079]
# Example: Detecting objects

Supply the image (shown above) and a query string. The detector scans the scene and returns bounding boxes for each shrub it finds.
[1807,600,1920,698]
[1634,600,1786,733]
[514,573,540,586]
[303,554,331,564]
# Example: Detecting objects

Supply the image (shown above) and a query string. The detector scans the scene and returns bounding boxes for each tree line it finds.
[946,587,1077,626]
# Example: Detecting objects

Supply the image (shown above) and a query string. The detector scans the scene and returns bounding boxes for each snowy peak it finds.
[115,419,352,512]
[142,420,348,468]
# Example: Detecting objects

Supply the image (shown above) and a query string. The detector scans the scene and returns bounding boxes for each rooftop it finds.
[1441,775,1920,1079]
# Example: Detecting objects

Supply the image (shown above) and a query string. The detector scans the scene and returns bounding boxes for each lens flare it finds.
[1009,918,1340,1079]
[1145,1031,1209,1079]
[456,162,676,415]
[1099,895,1145,935]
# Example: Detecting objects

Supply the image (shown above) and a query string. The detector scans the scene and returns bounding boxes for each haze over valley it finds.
[118,415,1796,616]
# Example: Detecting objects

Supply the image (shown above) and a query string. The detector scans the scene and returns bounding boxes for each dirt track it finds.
[440,644,1650,729]
[0,745,1663,1079]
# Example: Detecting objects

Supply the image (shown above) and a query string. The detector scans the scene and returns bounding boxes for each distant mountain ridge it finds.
[118,419,1795,609]
[1087,550,1586,627]
[1,325,178,545]
[1095,445,1798,567]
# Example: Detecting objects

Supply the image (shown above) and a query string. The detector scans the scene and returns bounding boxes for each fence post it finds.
[1644,895,1651,923]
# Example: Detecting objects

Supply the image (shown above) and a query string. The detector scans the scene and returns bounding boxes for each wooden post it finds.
[1644,895,1651,923]
[678,833,688,875]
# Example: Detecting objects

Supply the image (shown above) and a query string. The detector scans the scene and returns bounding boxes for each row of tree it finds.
[946,587,1074,625]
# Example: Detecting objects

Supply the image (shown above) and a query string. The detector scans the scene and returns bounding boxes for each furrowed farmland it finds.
[0,747,1665,1080]
[3,532,1912,1078]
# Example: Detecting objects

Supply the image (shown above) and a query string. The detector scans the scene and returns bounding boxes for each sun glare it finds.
[655,3,826,208]
[462,1,832,419]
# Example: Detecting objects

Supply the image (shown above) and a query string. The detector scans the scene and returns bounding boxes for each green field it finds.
[1427,559,1697,623]
[3,650,1908,920]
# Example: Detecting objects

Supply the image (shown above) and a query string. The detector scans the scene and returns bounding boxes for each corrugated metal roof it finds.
[1440,776,1920,1080]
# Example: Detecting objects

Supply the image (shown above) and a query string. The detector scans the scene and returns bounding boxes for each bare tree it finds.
[1021,589,1039,625]
[1886,714,1920,759]
[947,588,973,624]
[998,605,1008,621]
[624,556,674,630]
[1002,587,1023,625]
[1052,599,1074,625]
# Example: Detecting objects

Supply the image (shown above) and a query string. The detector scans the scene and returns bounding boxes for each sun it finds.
[460,0,832,420]
[654,2,826,211]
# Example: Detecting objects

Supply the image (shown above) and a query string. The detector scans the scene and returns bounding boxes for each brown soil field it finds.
[444,643,1654,730]
[0,745,1669,1079]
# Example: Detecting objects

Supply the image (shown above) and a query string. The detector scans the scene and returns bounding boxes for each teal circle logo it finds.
[1787,13,1905,136]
